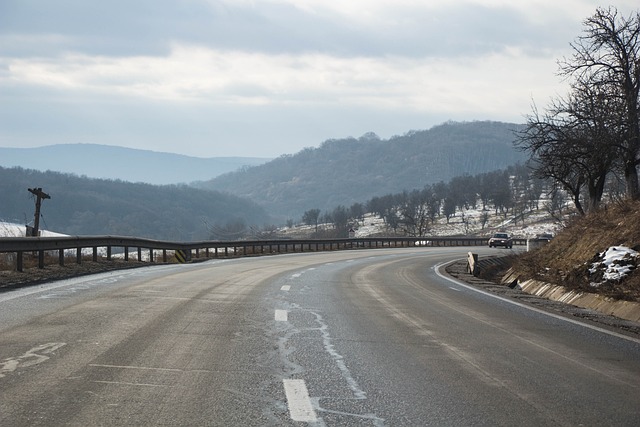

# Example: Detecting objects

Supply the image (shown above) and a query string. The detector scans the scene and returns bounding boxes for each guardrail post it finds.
[149,249,154,263]
[107,246,112,261]
[163,250,167,263]
[124,247,129,261]
[76,248,82,264]
[17,251,23,272]
[137,247,142,261]
[59,249,64,266]
[93,247,98,262]
[38,250,45,269]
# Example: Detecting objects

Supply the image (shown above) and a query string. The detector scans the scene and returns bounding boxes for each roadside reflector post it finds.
[467,252,478,276]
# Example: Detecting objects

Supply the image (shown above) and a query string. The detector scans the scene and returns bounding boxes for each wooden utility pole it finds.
[28,187,50,237]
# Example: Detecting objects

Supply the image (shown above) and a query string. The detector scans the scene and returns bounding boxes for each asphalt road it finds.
[1,247,639,426]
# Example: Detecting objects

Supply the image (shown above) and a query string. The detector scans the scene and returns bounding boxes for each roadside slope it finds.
[512,200,640,302]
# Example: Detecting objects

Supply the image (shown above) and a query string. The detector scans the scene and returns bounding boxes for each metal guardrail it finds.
[0,235,527,272]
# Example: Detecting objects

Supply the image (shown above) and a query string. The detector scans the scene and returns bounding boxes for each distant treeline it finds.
[301,163,626,238]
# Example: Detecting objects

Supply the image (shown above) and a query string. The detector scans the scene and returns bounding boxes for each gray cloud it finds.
[1,1,579,58]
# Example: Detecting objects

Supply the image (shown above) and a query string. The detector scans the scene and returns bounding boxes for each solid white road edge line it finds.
[435,260,640,345]
[275,309,288,322]
[283,379,318,422]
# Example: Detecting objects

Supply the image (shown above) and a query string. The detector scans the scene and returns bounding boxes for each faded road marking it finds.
[0,342,66,378]
[89,364,184,372]
[283,379,317,422]
[93,380,170,388]
[281,285,291,291]
[275,309,288,322]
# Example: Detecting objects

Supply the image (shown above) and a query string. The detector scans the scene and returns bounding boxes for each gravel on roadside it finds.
[0,260,150,291]
[445,260,640,337]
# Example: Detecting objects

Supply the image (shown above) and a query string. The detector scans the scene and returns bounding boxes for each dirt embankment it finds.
[511,200,640,302]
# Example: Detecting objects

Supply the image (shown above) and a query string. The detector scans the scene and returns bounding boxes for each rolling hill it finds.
[0,166,269,241]
[197,121,527,220]
[0,144,270,185]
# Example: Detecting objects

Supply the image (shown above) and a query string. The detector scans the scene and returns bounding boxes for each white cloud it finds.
[3,42,563,113]
[1,0,638,156]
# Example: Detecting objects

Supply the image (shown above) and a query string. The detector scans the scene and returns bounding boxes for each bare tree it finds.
[302,208,321,232]
[517,78,621,214]
[349,202,365,223]
[331,205,350,236]
[559,7,640,200]
[398,189,433,237]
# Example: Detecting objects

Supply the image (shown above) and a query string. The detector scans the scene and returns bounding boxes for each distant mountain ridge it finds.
[198,121,527,220]
[0,144,270,185]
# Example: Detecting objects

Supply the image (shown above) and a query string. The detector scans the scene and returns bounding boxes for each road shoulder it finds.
[445,259,640,337]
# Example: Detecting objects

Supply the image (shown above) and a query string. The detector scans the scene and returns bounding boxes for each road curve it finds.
[1,247,639,426]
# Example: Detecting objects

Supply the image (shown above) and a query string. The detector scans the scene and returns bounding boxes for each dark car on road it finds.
[488,232,512,248]
[536,233,553,242]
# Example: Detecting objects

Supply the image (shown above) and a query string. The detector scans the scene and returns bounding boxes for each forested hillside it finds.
[0,167,269,240]
[198,121,527,220]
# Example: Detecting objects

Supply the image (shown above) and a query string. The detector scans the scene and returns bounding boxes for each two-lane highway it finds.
[1,247,639,425]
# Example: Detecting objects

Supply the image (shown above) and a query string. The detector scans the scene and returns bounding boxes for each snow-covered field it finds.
[0,222,133,260]
[282,208,562,240]
[0,221,65,238]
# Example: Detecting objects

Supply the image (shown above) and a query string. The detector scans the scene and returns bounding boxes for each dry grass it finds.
[513,199,640,301]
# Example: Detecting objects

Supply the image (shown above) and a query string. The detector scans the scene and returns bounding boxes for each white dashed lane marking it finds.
[283,379,317,422]
[275,309,288,322]
[281,285,291,291]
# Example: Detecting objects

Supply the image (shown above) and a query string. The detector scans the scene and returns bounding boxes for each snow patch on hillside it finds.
[589,246,639,286]
[352,208,560,239]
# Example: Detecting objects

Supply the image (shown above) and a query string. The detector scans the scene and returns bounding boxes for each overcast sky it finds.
[1,1,638,158]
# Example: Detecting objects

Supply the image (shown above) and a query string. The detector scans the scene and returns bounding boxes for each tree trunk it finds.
[573,192,585,216]
[624,160,640,200]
